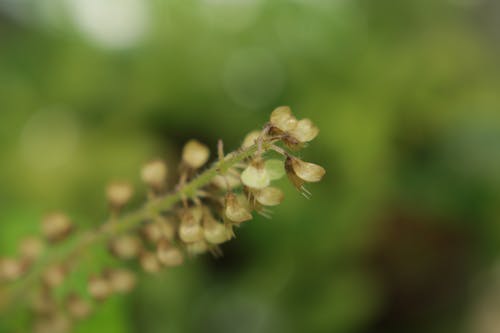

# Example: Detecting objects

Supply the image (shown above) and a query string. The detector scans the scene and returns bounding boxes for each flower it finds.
[241,161,270,190]
[141,160,168,189]
[254,187,284,207]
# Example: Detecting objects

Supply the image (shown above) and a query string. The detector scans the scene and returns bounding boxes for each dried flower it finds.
[0,258,25,281]
[270,106,298,133]
[290,118,319,143]
[254,187,284,206]
[157,239,184,267]
[225,193,252,223]
[241,160,270,190]
[178,209,204,243]
[109,235,141,259]
[141,160,168,189]
[286,156,325,183]
[88,275,112,301]
[66,293,92,320]
[182,140,210,169]
[42,265,66,288]
[140,251,161,274]
[186,241,208,255]
[41,213,73,243]
[19,236,45,261]
[203,209,231,244]
[242,130,261,149]
[106,182,134,209]
[107,269,136,293]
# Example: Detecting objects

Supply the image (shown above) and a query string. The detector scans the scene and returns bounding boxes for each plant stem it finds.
[2,143,260,312]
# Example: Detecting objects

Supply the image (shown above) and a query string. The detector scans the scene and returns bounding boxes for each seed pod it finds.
[241,161,270,190]
[42,213,73,243]
[42,265,66,288]
[178,210,204,243]
[270,106,298,132]
[157,239,184,267]
[254,187,284,206]
[88,275,112,301]
[109,235,141,259]
[242,130,261,149]
[107,269,136,293]
[182,140,210,169]
[140,251,161,274]
[19,236,45,261]
[66,293,92,320]
[203,211,231,244]
[106,182,133,209]
[186,241,208,255]
[0,258,25,281]
[141,160,168,189]
[224,193,252,223]
[290,118,319,143]
[287,156,325,183]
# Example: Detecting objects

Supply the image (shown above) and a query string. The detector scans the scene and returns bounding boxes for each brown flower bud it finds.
[224,193,252,223]
[157,239,184,267]
[42,212,73,243]
[182,140,210,169]
[270,106,298,133]
[178,209,204,243]
[141,160,168,189]
[109,235,141,259]
[140,251,161,274]
[66,293,92,320]
[42,265,67,288]
[106,182,133,209]
[0,258,25,281]
[254,187,284,206]
[88,275,112,301]
[107,269,136,293]
[19,236,45,261]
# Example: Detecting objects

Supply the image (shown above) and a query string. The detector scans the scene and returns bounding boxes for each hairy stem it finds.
[3,143,261,312]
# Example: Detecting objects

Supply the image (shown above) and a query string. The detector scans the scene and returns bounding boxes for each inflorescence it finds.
[0,107,325,333]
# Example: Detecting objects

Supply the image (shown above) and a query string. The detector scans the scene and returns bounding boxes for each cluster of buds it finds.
[0,107,325,333]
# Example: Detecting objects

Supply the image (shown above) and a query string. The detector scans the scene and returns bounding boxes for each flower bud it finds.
[182,140,210,169]
[270,106,298,132]
[157,239,184,267]
[254,187,284,206]
[154,216,176,241]
[107,269,136,293]
[212,173,241,190]
[0,258,25,281]
[241,161,270,190]
[109,235,141,259]
[42,213,73,243]
[203,211,231,245]
[186,241,208,255]
[106,182,133,209]
[31,290,57,315]
[287,157,325,183]
[140,251,161,274]
[88,275,112,301]
[19,236,45,261]
[66,293,92,320]
[42,265,66,288]
[142,222,162,243]
[141,160,168,189]
[178,210,204,243]
[290,118,319,143]
[225,193,252,223]
[242,130,261,149]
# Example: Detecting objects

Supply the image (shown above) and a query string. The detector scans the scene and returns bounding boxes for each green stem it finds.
[2,143,260,312]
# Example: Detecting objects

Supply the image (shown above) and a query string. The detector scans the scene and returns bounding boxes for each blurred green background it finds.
[1,0,500,332]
